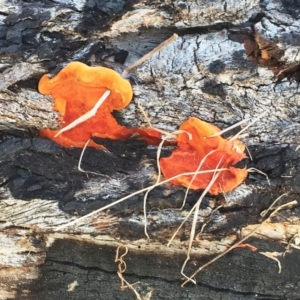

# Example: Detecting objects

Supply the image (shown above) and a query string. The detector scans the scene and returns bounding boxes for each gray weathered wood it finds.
[1,0,300,299]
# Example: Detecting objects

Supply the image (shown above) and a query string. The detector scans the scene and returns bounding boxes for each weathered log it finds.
[1,1,300,299]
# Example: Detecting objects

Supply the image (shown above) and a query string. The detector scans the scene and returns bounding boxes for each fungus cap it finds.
[38,62,134,147]
[160,117,248,195]
[38,61,133,113]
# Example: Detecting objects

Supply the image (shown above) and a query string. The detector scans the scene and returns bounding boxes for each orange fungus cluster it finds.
[38,61,160,147]
[39,62,247,195]
[159,117,248,195]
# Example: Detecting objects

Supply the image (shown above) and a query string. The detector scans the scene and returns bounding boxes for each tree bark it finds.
[1,0,300,299]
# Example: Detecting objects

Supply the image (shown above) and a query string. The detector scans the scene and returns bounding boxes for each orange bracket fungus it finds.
[160,117,248,195]
[38,35,178,148]
[38,61,137,148]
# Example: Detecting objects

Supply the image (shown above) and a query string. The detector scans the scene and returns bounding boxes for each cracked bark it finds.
[1,1,300,299]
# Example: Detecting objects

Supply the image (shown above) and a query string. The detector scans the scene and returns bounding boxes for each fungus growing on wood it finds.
[160,117,248,195]
[39,35,178,148]
[39,61,136,148]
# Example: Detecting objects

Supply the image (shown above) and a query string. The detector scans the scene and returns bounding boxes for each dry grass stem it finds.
[259,251,282,273]
[181,197,297,286]
[209,111,267,141]
[138,103,199,238]
[283,233,300,256]
[260,193,288,217]
[245,144,253,161]
[180,150,216,210]
[137,103,182,140]
[199,205,223,234]
[78,139,104,176]
[56,110,266,231]
[228,111,267,142]
[283,238,300,252]
[115,245,129,288]
[143,136,168,239]
[115,245,151,300]
[122,34,178,78]
[209,119,248,137]
[287,244,300,251]
[137,102,153,128]
[78,139,91,172]
[55,90,111,137]
[172,130,193,140]
[180,158,223,282]
[247,168,271,186]
[166,166,222,247]
[55,168,227,231]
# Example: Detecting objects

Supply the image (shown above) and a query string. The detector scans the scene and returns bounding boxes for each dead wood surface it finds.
[1,0,300,299]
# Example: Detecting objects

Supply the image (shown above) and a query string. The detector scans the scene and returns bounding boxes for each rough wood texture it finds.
[1,0,300,299]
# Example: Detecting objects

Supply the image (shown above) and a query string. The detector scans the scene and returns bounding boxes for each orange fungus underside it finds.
[160,117,248,195]
[38,61,160,148]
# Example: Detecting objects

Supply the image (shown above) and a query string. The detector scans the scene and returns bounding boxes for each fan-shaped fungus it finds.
[39,35,179,148]
[39,61,138,147]
[160,117,248,195]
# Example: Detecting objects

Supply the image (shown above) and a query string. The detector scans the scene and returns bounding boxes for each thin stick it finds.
[55,168,227,231]
[55,90,111,137]
[122,34,178,78]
